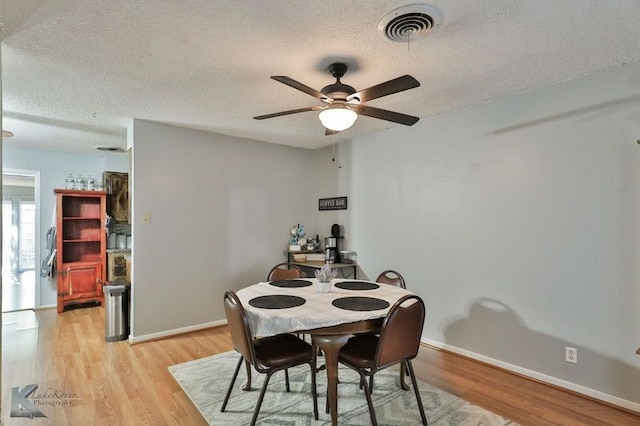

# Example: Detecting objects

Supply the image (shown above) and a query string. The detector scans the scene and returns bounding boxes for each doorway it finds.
[2,172,37,312]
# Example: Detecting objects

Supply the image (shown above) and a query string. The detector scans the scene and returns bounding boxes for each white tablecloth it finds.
[236,278,412,338]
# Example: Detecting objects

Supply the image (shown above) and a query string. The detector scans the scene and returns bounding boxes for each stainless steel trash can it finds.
[104,282,130,342]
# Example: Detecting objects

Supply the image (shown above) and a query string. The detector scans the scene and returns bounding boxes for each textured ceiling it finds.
[1,0,640,154]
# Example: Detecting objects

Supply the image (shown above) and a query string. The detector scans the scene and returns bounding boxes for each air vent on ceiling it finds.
[378,4,443,42]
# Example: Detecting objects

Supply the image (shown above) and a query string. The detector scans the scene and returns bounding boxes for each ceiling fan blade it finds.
[350,104,420,126]
[253,105,324,120]
[348,75,420,103]
[271,76,332,101]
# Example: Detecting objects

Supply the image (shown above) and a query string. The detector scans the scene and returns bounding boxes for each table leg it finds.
[400,361,409,391]
[312,334,350,426]
[242,359,252,391]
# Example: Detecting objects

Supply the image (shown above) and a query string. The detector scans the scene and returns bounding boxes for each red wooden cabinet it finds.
[55,189,106,313]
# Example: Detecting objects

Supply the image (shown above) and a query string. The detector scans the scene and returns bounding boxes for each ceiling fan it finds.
[253,62,421,134]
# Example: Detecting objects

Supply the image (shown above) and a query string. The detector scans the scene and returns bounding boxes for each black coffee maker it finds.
[324,224,342,264]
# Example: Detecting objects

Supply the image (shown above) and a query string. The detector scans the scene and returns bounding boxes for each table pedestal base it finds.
[312,334,350,426]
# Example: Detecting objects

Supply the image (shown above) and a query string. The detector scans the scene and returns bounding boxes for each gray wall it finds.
[346,61,640,405]
[129,120,322,338]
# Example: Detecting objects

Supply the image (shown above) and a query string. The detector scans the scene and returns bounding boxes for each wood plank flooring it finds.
[2,307,639,425]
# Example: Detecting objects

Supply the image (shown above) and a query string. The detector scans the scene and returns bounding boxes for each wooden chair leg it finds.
[221,355,244,412]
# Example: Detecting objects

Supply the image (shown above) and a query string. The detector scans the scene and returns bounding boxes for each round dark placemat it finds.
[332,296,390,311]
[269,279,313,288]
[249,295,306,309]
[334,281,380,291]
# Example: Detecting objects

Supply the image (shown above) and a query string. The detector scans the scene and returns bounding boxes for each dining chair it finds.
[268,262,303,281]
[375,269,406,289]
[221,291,318,425]
[337,294,427,426]
[375,269,410,388]
[267,263,313,342]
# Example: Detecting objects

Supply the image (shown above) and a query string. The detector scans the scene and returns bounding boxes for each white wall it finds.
[310,141,353,256]
[2,145,129,307]
[129,120,318,338]
[345,61,640,405]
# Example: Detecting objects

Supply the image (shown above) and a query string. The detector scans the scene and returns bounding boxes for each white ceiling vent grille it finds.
[378,4,443,42]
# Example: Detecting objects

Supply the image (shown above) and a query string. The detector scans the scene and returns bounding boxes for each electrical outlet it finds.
[566,346,577,364]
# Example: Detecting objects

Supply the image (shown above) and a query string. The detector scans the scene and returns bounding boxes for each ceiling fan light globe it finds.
[318,108,358,131]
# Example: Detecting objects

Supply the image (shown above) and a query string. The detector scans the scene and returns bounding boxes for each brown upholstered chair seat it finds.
[337,334,378,369]
[253,334,314,368]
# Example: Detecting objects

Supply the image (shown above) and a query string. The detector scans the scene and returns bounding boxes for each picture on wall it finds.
[104,171,129,222]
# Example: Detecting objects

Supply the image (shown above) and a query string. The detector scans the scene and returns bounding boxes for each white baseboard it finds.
[129,319,227,344]
[422,338,640,414]
[35,304,56,310]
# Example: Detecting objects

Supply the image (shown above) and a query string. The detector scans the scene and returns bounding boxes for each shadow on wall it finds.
[440,298,640,404]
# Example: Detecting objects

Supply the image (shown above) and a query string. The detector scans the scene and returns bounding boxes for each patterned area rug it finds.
[169,351,517,425]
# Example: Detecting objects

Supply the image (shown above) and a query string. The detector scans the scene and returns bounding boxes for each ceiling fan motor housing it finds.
[322,63,356,100]
[321,82,356,100]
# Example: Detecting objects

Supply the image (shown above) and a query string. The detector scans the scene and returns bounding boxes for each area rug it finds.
[169,351,517,425]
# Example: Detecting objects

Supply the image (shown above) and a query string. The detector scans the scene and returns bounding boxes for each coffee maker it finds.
[324,224,342,264]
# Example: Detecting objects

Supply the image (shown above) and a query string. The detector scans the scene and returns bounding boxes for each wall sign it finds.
[319,196,348,211]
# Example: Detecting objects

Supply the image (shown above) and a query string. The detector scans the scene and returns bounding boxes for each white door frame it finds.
[3,168,41,308]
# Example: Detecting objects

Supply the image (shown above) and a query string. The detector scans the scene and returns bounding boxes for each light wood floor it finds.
[2,307,639,425]
[2,270,35,312]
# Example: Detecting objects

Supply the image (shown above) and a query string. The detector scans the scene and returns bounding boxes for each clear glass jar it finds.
[86,175,95,191]
[65,174,75,190]
[75,174,86,190]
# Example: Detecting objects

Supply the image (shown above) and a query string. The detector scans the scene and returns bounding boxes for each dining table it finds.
[236,277,413,426]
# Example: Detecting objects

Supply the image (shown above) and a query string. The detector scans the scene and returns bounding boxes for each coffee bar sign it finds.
[319,196,348,211]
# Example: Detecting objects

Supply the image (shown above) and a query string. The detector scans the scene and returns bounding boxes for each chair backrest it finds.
[375,270,406,289]
[268,263,302,281]
[375,294,425,370]
[224,291,255,365]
